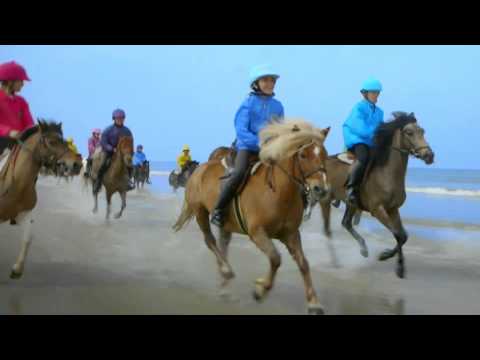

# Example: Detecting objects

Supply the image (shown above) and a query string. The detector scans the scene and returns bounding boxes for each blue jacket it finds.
[133,151,147,166]
[343,99,384,149]
[100,124,133,154]
[234,93,284,152]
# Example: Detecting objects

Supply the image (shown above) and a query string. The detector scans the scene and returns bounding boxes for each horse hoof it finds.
[10,270,22,280]
[307,304,325,315]
[220,266,235,280]
[360,247,369,258]
[378,250,393,261]
[396,266,406,279]
[114,213,122,219]
[253,280,268,302]
[325,230,332,238]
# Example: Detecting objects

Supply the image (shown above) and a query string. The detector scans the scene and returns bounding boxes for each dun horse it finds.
[320,112,434,278]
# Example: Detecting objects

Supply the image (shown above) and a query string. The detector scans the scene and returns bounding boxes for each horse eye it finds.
[300,153,307,159]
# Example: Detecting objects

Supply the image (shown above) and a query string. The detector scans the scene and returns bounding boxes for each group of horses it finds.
[0,112,434,315]
[173,112,434,315]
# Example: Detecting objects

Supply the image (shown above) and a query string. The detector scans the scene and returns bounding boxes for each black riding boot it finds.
[345,160,367,206]
[127,167,135,191]
[210,150,254,227]
[210,180,238,227]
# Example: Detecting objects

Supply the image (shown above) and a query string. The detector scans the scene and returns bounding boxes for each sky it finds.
[1,45,478,169]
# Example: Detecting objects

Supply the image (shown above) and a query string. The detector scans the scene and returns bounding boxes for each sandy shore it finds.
[1,176,480,315]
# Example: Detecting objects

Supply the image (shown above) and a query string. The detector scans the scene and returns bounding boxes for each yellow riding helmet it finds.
[182,145,190,151]
[67,137,73,143]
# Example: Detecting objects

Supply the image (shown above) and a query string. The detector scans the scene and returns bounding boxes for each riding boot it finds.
[93,157,109,195]
[126,167,135,191]
[345,160,364,206]
[210,178,239,227]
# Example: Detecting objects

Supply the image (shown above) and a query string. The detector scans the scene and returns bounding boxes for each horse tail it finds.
[172,198,194,232]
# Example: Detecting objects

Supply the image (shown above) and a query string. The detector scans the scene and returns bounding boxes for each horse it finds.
[208,146,232,161]
[173,119,331,315]
[168,160,199,191]
[89,136,134,220]
[133,161,149,189]
[319,112,434,278]
[0,120,82,279]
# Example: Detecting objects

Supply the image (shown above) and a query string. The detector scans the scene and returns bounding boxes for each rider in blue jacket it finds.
[343,77,384,206]
[210,64,285,227]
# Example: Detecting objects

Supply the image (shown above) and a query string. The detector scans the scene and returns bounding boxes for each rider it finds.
[343,77,384,206]
[92,108,134,194]
[0,61,34,159]
[133,144,151,184]
[176,145,192,175]
[85,128,101,177]
[210,64,284,227]
[66,137,79,154]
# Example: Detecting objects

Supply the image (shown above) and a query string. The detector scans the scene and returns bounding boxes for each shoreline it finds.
[1,176,480,314]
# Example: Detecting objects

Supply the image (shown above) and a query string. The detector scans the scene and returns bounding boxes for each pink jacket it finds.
[88,136,101,157]
[0,89,34,137]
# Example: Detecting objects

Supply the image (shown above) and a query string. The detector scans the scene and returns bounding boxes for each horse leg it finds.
[10,211,34,279]
[320,199,332,238]
[303,198,316,221]
[196,207,235,281]
[284,230,324,315]
[341,204,369,257]
[114,191,126,219]
[217,228,235,297]
[250,228,281,302]
[106,191,113,220]
[353,209,362,226]
[371,207,408,279]
[320,200,340,268]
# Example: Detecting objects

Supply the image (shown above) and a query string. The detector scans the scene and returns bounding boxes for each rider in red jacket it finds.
[0,61,34,157]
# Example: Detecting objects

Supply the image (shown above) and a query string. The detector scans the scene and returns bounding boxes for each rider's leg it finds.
[345,143,370,206]
[210,150,255,227]
[93,151,111,195]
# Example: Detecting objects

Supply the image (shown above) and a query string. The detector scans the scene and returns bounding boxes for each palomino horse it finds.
[0,120,82,279]
[168,160,199,191]
[89,136,134,220]
[320,112,434,278]
[173,120,331,314]
[133,161,149,189]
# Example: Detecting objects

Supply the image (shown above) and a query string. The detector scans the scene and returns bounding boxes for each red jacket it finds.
[0,89,34,137]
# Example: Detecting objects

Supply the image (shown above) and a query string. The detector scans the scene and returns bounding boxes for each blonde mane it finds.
[259,118,327,162]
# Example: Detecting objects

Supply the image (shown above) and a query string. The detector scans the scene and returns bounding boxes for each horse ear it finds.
[409,112,415,118]
[321,126,331,138]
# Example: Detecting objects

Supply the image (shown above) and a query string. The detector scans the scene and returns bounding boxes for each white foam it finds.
[150,171,171,176]
[406,187,480,198]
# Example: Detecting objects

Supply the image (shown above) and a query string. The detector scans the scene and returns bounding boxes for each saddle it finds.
[335,151,356,165]
[220,152,261,196]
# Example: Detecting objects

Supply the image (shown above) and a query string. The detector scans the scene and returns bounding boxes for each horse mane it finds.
[371,111,417,167]
[19,119,63,142]
[259,118,326,162]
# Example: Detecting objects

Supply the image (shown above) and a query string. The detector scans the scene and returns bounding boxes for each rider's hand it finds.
[8,130,20,139]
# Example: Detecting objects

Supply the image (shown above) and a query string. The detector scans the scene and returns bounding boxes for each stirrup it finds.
[210,209,224,227]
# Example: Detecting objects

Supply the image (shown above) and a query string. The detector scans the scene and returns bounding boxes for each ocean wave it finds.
[150,170,171,176]
[406,187,480,197]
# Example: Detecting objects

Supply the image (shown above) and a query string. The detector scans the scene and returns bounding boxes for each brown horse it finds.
[208,146,232,161]
[319,112,434,278]
[173,120,331,314]
[0,120,82,279]
[90,136,134,220]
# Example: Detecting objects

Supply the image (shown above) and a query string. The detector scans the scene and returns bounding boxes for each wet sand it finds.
[1,176,480,315]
